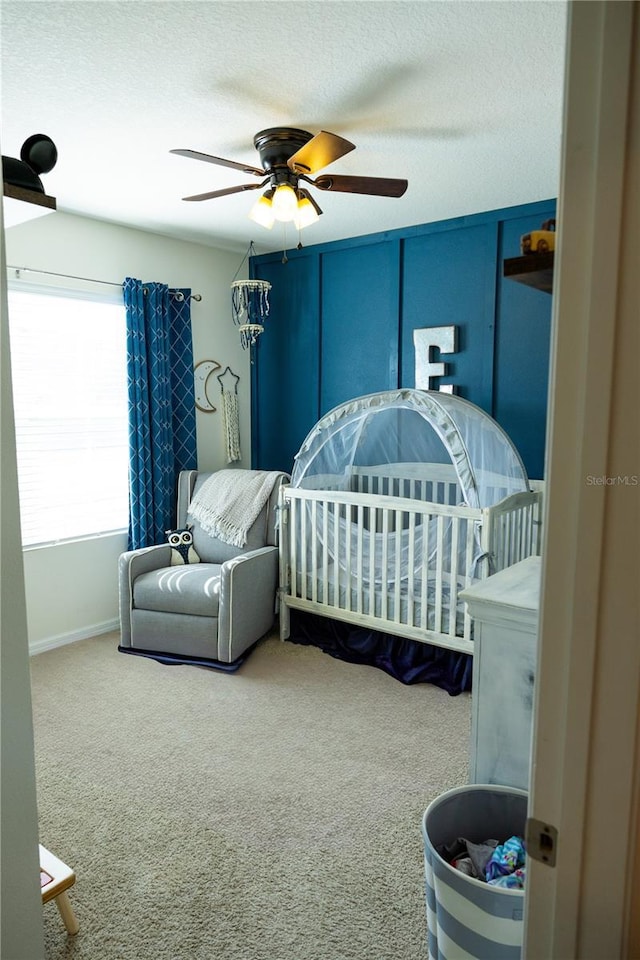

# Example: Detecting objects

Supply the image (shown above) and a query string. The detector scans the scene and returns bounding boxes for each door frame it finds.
[524,2,640,957]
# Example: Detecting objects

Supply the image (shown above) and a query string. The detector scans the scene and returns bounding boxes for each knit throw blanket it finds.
[187,470,284,547]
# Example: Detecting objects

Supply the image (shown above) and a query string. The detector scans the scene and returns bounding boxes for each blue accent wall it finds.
[493,215,553,480]
[321,242,401,412]
[401,222,497,411]
[251,254,320,472]
[251,199,555,479]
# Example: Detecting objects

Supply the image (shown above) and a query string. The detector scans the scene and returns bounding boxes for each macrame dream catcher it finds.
[217,367,242,463]
[231,279,271,350]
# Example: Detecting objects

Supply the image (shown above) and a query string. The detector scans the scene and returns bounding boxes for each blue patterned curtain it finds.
[123,277,197,549]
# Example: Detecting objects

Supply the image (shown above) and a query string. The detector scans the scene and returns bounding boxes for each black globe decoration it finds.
[2,133,58,193]
[20,134,57,175]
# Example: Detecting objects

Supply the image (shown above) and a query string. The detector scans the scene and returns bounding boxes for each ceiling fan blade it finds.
[171,148,264,177]
[182,182,265,202]
[313,174,408,198]
[288,131,356,174]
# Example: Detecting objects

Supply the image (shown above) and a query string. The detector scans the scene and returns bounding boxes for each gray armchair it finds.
[118,469,289,669]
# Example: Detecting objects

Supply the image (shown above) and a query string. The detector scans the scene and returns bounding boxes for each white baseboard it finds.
[29,619,119,656]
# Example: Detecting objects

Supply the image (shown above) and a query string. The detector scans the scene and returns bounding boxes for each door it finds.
[0,185,46,957]
[524,3,639,957]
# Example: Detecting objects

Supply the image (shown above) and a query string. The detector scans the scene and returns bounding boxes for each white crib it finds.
[278,462,543,656]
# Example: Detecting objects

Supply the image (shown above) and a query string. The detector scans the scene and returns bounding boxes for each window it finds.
[7,280,129,546]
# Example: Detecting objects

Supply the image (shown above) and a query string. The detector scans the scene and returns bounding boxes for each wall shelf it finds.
[3,181,57,228]
[3,181,56,209]
[503,252,554,294]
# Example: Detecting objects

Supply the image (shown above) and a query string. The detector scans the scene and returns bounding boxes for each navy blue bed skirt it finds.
[287,611,472,696]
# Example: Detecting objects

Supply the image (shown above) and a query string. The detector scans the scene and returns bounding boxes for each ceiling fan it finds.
[171,127,408,230]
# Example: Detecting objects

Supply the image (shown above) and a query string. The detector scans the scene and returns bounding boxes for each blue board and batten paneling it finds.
[321,242,401,412]
[401,222,498,413]
[494,215,553,481]
[251,255,320,472]
[251,199,555,479]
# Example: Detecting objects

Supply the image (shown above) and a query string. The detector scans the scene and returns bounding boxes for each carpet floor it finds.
[30,630,471,960]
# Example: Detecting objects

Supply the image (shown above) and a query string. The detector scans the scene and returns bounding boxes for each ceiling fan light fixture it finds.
[248,190,275,229]
[294,190,320,230]
[271,183,298,222]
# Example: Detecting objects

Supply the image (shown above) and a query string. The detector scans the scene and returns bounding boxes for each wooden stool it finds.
[39,844,79,935]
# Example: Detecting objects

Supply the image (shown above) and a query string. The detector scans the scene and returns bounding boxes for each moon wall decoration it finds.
[194,359,221,412]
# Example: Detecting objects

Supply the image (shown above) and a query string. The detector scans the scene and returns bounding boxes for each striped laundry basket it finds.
[422,784,528,960]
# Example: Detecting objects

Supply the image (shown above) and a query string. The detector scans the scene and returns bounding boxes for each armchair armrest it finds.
[217,546,279,661]
[118,544,173,647]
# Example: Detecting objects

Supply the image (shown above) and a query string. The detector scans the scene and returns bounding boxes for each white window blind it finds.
[7,283,129,547]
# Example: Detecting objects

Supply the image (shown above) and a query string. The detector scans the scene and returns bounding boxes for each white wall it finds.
[5,212,248,651]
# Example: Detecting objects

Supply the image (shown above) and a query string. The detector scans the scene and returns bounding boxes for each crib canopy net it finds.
[291,389,529,508]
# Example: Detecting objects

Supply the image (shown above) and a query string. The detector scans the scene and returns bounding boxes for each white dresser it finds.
[460,556,541,791]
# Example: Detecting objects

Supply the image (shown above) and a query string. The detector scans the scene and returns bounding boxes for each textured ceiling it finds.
[1,1,567,254]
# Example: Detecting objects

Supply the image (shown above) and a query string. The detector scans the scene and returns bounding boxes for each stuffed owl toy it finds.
[166,527,200,565]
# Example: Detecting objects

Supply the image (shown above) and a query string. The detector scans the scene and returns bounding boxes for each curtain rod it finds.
[7,265,202,300]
